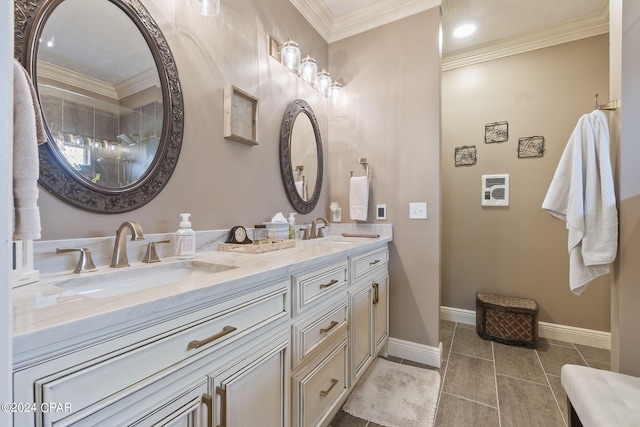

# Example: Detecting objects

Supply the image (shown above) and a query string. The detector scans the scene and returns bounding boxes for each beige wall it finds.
[611,0,640,376]
[37,0,330,239]
[328,9,442,348]
[442,35,611,331]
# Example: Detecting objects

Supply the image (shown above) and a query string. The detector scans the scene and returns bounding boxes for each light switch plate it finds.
[409,202,427,219]
[376,204,387,220]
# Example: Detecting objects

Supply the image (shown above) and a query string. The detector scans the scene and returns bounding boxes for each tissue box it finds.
[265,222,289,240]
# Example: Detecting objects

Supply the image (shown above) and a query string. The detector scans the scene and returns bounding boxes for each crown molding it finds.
[442,5,609,71]
[330,0,441,42]
[290,0,441,43]
[115,69,161,99]
[36,61,160,100]
[289,0,334,41]
[37,61,118,99]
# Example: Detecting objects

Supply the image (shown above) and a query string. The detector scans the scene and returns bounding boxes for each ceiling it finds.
[290,0,610,69]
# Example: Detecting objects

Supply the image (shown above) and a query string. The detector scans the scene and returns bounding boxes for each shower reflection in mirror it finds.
[42,84,161,188]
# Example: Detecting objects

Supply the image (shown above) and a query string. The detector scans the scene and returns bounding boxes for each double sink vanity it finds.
[12,224,391,427]
[11,0,387,424]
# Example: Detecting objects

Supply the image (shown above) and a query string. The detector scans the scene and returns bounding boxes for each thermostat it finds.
[376,204,387,220]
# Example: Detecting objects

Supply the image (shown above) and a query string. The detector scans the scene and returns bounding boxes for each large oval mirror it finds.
[280,99,323,214]
[14,0,183,213]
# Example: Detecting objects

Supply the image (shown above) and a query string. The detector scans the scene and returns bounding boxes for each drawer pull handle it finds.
[216,386,227,427]
[187,326,237,350]
[319,279,339,289]
[202,393,213,427]
[369,259,381,266]
[319,378,339,397]
[373,283,379,305]
[320,321,339,334]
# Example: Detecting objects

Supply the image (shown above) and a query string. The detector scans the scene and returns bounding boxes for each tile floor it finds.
[328,320,611,427]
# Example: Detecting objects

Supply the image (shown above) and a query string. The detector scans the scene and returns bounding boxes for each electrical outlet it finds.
[409,202,427,219]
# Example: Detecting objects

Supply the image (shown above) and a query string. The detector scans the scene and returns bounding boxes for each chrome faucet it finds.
[110,221,145,268]
[310,217,329,239]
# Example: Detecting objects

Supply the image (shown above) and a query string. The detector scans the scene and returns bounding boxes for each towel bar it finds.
[594,93,618,111]
[350,158,370,178]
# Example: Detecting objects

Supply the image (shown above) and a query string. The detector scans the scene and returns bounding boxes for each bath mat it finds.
[343,357,440,427]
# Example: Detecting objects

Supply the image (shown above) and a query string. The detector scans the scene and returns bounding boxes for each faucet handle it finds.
[142,240,170,263]
[302,227,310,240]
[56,248,97,274]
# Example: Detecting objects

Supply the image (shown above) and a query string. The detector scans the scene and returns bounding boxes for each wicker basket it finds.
[476,292,538,349]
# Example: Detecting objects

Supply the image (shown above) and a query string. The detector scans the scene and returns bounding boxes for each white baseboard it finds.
[387,337,442,368]
[440,306,611,349]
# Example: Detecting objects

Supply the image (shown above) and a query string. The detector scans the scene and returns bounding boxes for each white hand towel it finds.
[295,180,306,201]
[542,110,618,295]
[13,59,47,241]
[350,176,369,221]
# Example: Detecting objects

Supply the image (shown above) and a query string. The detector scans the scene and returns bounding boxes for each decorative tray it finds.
[218,239,296,254]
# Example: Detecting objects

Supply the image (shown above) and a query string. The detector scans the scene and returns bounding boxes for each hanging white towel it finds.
[542,110,618,295]
[295,180,306,201]
[350,176,369,221]
[13,59,47,241]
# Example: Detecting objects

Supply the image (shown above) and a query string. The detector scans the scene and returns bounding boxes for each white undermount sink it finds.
[52,260,238,299]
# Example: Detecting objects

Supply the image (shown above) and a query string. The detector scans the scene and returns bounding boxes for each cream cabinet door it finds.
[373,273,389,353]
[211,334,289,427]
[349,282,373,382]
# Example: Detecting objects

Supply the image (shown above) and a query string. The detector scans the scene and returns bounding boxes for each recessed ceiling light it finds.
[452,23,477,39]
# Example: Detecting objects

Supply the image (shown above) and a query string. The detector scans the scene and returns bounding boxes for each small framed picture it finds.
[223,84,258,146]
[485,121,508,143]
[517,136,545,158]
[455,145,477,166]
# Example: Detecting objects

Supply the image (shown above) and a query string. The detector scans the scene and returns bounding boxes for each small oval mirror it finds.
[280,100,323,214]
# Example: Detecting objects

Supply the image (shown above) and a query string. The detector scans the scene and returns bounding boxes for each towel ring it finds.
[350,158,370,178]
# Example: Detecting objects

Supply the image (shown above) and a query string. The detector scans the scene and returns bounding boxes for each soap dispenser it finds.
[176,213,195,259]
[288,213,297,239]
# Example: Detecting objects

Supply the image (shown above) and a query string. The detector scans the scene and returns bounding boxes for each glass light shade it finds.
[330,80,342,98]
[300,55,318,87]
[190,0,220,17]
[281,39,300,73]
[317,69,331,96]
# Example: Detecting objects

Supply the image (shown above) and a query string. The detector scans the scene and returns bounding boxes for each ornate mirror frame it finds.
[14,0,184,213]
[279,99,323,214]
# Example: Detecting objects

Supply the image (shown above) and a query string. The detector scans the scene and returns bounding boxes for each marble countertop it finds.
[13,224,392,359]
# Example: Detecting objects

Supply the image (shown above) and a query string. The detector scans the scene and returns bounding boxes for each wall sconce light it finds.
[317,69,331,97]
[280,39,301,74]
[190,0,220,16]
[330,80,342,99]
[299,55,318,87]
[269,35,344,99]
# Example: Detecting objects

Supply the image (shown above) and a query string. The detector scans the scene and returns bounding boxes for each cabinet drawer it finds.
[293,260,348,315]
[293,334,349,427]
[292,298,348,368]
[351,247,388,282]
[36,282,288,426]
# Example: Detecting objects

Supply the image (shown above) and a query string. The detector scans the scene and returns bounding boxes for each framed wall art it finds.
[517,136,545,158]
[485,121,508,143]
[455,145,477,166]
[224,84,259,146]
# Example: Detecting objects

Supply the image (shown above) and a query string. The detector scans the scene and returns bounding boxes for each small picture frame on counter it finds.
[223,84,259,146]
